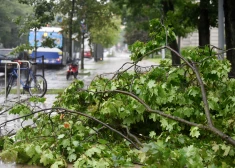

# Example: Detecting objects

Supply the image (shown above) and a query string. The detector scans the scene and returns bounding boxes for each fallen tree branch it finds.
[0,107,141,150]
[97,89,235,147]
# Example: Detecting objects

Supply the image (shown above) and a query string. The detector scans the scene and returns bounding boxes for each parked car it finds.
[0,49,29,73]
[84,50,92,58]
[0,49,18,73]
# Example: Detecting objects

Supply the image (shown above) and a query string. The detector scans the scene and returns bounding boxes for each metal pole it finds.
[17,63,20,100]
[42,55,44,77]
[218,0,224,59]
[4,62,20,100]
[5,64,7,99]
[34,28,37,59]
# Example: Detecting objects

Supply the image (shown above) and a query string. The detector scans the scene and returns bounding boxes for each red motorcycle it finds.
[66,61,78,80]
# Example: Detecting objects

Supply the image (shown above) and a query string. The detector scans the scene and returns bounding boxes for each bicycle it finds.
[6,61,47,98]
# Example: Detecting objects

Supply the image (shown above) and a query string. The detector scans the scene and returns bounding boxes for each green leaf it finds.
[96,158,111,168]
[25,144,35,157]
[51,160,66,168]
[98,139,108,145]
[35,145,42,154]
[140,47,146,55]
[221,144,230,156]
[111,84,117,90]
[212,143,220,152]
[188,87,200,97]
[62,139,70,148]
[184,107,193,117]
[123,117,134,126]
[68,153,77,162]
[135,104,145,114]
[165,136,171,142]
[140,76,146,84]
[138,151,147,163]
[149,113,158,122]
[40,150,54,166]
[85,147,101,157]
[177,135,185,144]
[58,134,65,139]
[190,127,200,138]
[149,131,156,138]
[147,80,156,89]
[72,141,79,147]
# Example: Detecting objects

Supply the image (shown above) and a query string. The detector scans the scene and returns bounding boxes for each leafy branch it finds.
[0,107,140,149]
[96,89,235,146]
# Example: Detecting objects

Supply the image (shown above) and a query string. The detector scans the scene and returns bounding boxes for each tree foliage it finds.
[16,0,55,35]
[1,20,235,167]
[55,0,121,48]
[112,0,199,45]
[90,16,121,48]
[0,0,32,48]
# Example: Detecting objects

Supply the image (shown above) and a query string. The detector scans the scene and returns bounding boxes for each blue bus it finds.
[29,27,67,66]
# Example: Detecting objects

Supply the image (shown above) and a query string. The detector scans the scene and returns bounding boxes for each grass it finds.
[0,88,65,95]
[47,89,65,94]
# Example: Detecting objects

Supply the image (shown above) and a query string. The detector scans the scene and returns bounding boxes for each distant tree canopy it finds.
[112,0,203,65]
[112,0,235,77]
[0,0,32,48]
[0,0,121,50]
[52,0,121,69]
[55,0,121,47]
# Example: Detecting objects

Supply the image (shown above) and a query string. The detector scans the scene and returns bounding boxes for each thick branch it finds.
[164,46,213,126]
[101,89,235,146]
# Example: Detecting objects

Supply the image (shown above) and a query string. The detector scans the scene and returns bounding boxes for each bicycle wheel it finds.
[28,75,47,97]
[6,75,15,98]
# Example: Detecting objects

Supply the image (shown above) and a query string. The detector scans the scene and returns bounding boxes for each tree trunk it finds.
[69,0,75,61]
[162,0,181,66]
[198,0,210,46]
[224,0,235,77]
[170,40,181,66]
[81,33,85,69]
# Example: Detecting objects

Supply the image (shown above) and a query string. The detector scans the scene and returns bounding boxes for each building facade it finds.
[181,27,219,48]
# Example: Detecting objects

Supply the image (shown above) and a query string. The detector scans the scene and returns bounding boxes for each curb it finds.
[78,71,90,75]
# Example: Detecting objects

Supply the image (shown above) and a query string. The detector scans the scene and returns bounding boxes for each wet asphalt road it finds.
[0,53,134,133]
[0,52,157,124]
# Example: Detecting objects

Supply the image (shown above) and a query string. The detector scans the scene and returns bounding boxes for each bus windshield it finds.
[28,27,66,66]
[29,27,63,48]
